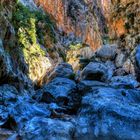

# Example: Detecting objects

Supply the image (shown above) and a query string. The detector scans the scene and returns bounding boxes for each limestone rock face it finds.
[0,0,65,86]
[106,0,140,50]
[34,0,104,50]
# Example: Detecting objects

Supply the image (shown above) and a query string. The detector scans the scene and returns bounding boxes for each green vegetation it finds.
[12,2,56,61]
[69,43,83,50]
[104,26,109,34]
[124,22,131,30]
[102,36,110,44]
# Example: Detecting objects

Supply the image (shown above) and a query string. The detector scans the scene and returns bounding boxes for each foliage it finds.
[104,26,109,34]
[102,36,110,44]
[69,43,83,50]
[124,22,131,30]
[12,2,56,61]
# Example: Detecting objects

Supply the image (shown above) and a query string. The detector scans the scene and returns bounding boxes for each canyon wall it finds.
[34,0,106,50]
[34,0,139,51]
[0,0,139,84]
[107,0,139,50]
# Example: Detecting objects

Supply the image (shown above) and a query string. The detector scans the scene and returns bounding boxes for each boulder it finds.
[22,117,75,140]
[0,85,18,129]
[81,62,108,82]
[75,86,140,140]
[0,85,52,131]
[0,85,18,105]
[96,44,117,60]
[35,77,80,114]
[110,75,140,88]
[10,98,51,129]
[113,68,128,76]
[78,80,108,94]
[115,52,126,68]
[47,63,74,82]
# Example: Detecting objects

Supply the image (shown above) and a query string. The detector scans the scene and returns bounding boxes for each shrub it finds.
[69,43,83,50]
[12,2,56,61]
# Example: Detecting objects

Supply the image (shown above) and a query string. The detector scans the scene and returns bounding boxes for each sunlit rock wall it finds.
[104,0,140,49]
[34,0,104,50]
[0,0,63,85]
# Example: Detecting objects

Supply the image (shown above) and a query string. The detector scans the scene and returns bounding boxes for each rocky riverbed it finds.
[0,0,140,140]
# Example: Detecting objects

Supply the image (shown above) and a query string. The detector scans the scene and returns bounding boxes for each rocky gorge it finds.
[0,0,140,140]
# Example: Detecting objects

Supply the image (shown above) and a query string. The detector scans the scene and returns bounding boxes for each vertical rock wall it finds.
[35,0,104,50]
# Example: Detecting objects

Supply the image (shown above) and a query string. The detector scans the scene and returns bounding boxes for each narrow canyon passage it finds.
[0,0,140,140]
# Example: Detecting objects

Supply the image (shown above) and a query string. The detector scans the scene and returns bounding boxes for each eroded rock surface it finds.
[0,0,140,140]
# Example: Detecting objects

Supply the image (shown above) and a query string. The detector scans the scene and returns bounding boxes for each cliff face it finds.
[34,0,106,50]
[107,0,140,49]
[0,0,66,85]
[32,0,139,74]
[0,0,139,86]
[34,0,139,50]
[0,0,140,140]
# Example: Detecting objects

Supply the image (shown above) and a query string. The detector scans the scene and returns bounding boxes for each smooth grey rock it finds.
[22,117,75,140]
[78,80,108,94]
[10,97,51,129]
[75,87,140,140]
[39,77,76,102]
[48,63,74,82]
[36,77,80,114]
[110,75,140,88]
[96,44,117,60]
[81,62,108,82]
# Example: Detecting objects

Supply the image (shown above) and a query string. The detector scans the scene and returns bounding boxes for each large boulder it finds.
[10,97,51,129]
[77,80,108,95]
[81,62,108,82]
[75,86,140,140]
[35,77,80,114]
[0,85,17,131]
[22,117,75,140]
[46,63,74,82]
[0,85,51,130]
[110,75,140,88]
[96,44,117,60]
